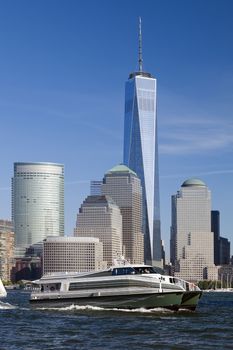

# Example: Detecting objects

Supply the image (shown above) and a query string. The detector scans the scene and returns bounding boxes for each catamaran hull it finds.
[180,291,203,311]
[30,291,184,310]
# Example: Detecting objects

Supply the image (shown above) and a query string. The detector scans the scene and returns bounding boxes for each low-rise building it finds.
[0,220,14,282]
[43,236,106,275]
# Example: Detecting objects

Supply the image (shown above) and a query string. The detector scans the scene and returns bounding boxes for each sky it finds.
[0,0,233,258]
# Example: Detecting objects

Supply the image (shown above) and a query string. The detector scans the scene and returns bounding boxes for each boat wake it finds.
[36,304,175,314]
[0,301,17,310]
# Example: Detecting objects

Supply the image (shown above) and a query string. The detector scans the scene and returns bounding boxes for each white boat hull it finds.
[0,279,7,298]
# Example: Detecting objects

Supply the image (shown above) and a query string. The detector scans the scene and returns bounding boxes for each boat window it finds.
[112,267,136,276]
[55,283,61,291]
[134,267,156,274]
[41,283,61,292]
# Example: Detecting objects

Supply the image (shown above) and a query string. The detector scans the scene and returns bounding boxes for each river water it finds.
[0,290,233,349]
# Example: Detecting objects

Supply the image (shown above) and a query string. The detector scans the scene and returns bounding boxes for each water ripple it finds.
[1,291,233,350]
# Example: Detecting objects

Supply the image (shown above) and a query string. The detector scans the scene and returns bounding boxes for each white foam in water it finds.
[0,301,17,310]
[36,304,175,314]
[37,304,104,311]
[113,307,174,314]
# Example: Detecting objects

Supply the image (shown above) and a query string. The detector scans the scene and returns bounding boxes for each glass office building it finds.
[12,162,64,256]
[123,70,162,265]
[123,19,161,265]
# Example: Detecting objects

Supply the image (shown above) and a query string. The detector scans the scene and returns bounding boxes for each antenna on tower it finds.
[138,17,143,72]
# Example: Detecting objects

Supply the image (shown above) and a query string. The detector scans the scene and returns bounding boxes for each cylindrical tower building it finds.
[12,162,64,256]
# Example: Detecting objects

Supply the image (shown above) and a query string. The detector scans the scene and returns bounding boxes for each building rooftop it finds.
[181,178,206,187]
[44,236,100,243]
[82,195,117,207]
[129,71,153,79]
[106,164,137,177]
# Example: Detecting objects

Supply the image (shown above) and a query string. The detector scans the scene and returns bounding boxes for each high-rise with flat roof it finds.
[211,210,231,266]
[74,195,122,266]
[123,19,161,266]
[219,237,230,265]
[102,164,144,264]
[12,162,64,256]
[211,210,220,265]
[170,178,214,281]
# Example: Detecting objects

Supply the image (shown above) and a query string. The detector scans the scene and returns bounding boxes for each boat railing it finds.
[173,278,199,291]
[172,278,186,290]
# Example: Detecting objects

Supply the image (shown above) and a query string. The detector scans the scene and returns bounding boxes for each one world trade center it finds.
[123,18,162,266]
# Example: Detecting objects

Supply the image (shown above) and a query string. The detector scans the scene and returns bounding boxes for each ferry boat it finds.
[0,279,7,298]
[30,262,202,311]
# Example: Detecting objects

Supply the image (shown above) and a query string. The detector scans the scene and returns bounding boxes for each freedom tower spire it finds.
[138,17,143,72]
[123,18,162,266]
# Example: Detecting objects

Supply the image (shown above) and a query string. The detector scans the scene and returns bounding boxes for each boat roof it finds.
[33,264,158,284]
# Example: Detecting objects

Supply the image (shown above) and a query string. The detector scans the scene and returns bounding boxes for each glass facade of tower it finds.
[12,162,64,256]
[123,72,161,265]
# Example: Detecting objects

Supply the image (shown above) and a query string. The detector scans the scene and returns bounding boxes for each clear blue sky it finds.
[1,0,233,258]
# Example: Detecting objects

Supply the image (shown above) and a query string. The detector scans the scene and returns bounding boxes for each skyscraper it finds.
[219,237,230,265]
[12,162,64,256]
[211,210,220,265]
[74,195,122,267]
[102,164,144,264]
[170,178,214,281]
[123,18,161,265]
[211,210,231,266]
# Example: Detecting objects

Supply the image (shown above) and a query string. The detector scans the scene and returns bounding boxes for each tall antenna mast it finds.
[138,17,143,72]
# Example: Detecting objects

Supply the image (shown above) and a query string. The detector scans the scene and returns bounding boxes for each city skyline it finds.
[0,0,233,257]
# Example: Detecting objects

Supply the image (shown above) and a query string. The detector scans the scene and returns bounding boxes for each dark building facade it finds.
[211,210,230,266]
[211,210,220,265]
[219,237,230,265]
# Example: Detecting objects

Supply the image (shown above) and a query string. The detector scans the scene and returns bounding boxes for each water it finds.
[1,290,233,349]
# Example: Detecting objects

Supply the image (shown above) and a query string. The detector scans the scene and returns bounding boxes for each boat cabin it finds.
[111,266,158,275]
